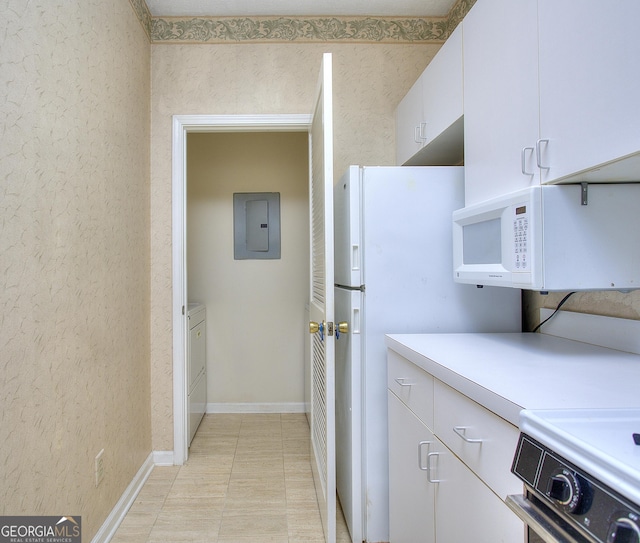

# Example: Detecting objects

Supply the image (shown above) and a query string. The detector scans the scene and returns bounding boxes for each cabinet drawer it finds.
[434,380,522,499]
[387,350,434,428]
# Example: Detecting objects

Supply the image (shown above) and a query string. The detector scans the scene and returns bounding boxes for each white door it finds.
[309,52,336,543]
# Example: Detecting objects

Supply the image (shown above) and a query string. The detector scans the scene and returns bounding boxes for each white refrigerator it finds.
[334,166,522,543]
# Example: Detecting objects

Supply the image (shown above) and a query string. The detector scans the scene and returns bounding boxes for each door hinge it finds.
[182,305,185,315]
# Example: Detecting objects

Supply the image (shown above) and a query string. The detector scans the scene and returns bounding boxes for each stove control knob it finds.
[548,474,573,504]
[607,517,640,543]
[546,470,589,514]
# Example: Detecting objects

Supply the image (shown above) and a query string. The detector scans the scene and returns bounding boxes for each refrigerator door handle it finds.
[352,308,360,334]
[351,245,360,271]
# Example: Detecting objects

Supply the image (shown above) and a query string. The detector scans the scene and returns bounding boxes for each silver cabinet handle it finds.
[418,440,431,471]
[453,426,483,444]
[536,139,550,169]
[427,452,441,483]
[521,146,534,175]
[419,121,427,142]
[394,378,413,387]
[414,123,427,143]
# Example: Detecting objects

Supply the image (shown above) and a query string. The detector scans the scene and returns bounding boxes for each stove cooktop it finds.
[520,408,640,507]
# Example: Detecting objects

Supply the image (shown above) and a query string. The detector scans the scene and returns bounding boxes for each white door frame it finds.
[171,114,312,465]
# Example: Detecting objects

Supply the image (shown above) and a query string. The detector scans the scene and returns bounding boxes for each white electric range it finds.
[510,409,640,543]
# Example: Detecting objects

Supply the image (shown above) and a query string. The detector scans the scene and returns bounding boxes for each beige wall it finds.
[150,42,440,449]
[187,132,309,406]
[0,0,151,539]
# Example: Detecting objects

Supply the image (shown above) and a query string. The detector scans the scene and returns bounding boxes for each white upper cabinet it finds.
[396,24,464,166]
[420,24,463,152]
[463,0,640,205]
[462,0,540,205]
[396,74,425,165]
[537,0,640,185]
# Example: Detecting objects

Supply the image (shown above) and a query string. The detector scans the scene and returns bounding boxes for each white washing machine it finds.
[187,303,206,445]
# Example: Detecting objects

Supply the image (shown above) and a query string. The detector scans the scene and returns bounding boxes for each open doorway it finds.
[186,131,309,428]
[171,115,312,464]
[171,99,342,540]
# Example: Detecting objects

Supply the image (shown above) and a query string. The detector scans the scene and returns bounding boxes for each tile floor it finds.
[111,413,352,543]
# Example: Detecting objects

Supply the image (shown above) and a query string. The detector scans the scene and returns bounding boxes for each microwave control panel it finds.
[513,205,528,270]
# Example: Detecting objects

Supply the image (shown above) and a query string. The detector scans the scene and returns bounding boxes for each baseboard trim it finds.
[207,402,306,413]
[152,450,175,466]
[90,453,155,543]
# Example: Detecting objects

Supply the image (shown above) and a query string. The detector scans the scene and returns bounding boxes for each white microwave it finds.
[452,184,640,291]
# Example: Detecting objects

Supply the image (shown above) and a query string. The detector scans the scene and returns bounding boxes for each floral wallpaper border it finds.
[151,16,448,43]
[130,0,153,40]
[130,0,476,43]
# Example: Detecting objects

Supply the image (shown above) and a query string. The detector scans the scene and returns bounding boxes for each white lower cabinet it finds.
[434,446,524,543]
[388,352,525,542]
[388,390,437,543]
[434,380,523,501]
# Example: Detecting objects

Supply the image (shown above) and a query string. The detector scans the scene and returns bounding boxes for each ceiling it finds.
[145,0,459,18]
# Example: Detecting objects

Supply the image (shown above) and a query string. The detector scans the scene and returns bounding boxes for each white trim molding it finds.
[207,402,306,414]
[175,114,312,133]
[172,114,312,466]
[90,454,155,543]
[152,450,175,466]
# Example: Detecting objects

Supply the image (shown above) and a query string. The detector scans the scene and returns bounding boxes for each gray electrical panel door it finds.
[233,192,281,259]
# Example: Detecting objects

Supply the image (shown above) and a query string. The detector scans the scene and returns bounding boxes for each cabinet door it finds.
[388,391,436,543]
[537,0,640,184]
[435,444,525,543]
[396,76,425,165]
[422,24,463,146]
[463,0,540,205]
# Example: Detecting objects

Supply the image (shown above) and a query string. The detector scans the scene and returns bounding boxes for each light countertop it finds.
[385,332,640,427]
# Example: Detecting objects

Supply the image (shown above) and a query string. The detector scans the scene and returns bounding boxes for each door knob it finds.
[309,321,325,340]
[337,321,349,334]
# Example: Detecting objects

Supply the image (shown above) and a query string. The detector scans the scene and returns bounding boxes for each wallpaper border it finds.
[130,0,153,40]
[133,0,476,44]
[150,16,449,43]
